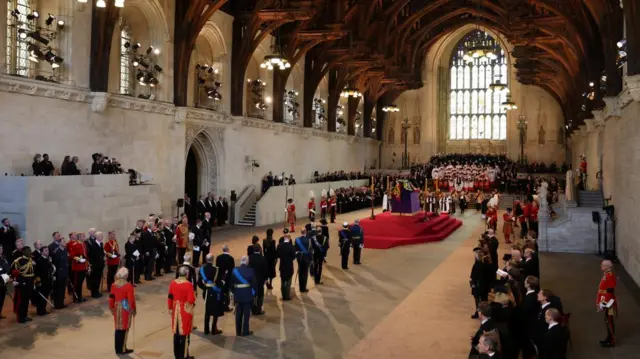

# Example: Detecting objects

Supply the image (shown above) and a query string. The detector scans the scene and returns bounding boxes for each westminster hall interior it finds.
[0,1,640,359]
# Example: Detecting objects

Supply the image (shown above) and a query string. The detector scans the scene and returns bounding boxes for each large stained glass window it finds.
[6,0,32,77]
[449,30,507,140]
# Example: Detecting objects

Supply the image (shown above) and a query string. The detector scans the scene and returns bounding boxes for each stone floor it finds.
[0,208,639,359]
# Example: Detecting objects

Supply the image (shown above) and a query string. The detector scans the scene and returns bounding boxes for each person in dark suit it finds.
[477,334,502,359]
[176,252,197,294]
[470,248,492,318]
[183,195,196,225]
[535,289,563,349]
[190,219,204,267]
[141,222,157,281]
[86,230,106,298]
[0,218,19,259]
[539,308,568,359]
[197,196,207,220]
[48,232,69,309]
[163,219,176,273]
[523,248,540,279]
[312,224,329,285]
[248,245,267,315]
[470,301,497,358]
[230,256,256,336]
[203,212,213,253]
[34,246,54,315]
[263,229,278,290]
[206,194,216,225]
[124,235,140,284]
[277,230,296,300]
[197,254,224,335]
[222,198,229,225]
[521,276,542,359]
[216,197,225,226]
[40,153,55,175]
[487,230,499,273]
[91,153,103,174]
[215,245,235,311]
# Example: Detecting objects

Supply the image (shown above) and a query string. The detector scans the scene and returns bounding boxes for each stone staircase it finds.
[578,190,604,208]
[236,202,257,227]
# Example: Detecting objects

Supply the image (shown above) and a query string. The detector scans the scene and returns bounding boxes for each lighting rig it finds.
[616,39,627,68]
[122,41,163,98]
[195,63,222,109]
[9,9,65,80]
[247,79,268,117]
[78,0,126,8]
[283,89,300,125]
[336,104,346,133]
[312,98,327,129]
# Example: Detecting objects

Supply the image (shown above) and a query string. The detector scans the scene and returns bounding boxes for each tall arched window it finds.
[449,31,507,141]
[6,0,32,77]
[119,26,133,95]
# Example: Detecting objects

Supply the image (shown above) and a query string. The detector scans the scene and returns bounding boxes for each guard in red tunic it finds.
[105,231,121,292]
[109,267,136,355]
[320,190,328,220]
[580,153,588,187]
[486,206,498,231]
[597,260,617,347]
[329,189,337,223]
[168,266,197,359]
[286,198,296,233]
[68,232,88,302]
[308,191,316,222]
[502,208,514,244]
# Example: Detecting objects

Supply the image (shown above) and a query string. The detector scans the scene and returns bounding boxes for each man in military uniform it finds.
[277,230,295,300]
[312,224,329,284]
[68,232,88,303]
[248,246,267,315]
[168,266,196,359]
[286,198,296,233]
[350,219,364,265]
[11,246,34,323]
[197,254,224,335]
[295,228,312,293]
[338,223,351,270]
[329,190,337,223]
[105,231,121,292]
[308,191,316,222]
[320,190,328,219]
[175,216,190,265]
[215,245,235,312]
[597,260,617,347]
[87,231,106,298]
[34,246,54,315]
[231,256,256,336]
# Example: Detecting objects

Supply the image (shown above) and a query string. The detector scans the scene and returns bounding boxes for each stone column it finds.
[538,182,550,252]
[0,0,8,74]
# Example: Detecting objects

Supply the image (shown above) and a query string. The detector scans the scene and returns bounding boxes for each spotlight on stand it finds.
[132,42,141,50]
[45,13,55,26]
[27,11,40,21]
[57,20,65,30]
[29,31,50,45]
[10,9,19,18]
[96,0,107,8]
[115,0,125,8]
[18,29,28,40]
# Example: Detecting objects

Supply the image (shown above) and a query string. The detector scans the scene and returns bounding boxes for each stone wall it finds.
[0,175,161,248]
[569,75,640,286]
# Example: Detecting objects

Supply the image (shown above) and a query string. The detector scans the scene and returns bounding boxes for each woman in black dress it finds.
[262,228,277,290]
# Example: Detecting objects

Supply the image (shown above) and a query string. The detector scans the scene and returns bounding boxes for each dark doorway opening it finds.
[185,147,198,207]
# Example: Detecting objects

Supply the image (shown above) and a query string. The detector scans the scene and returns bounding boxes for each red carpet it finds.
[360,212,463,249]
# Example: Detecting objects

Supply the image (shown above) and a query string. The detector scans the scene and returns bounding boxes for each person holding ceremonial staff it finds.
[168,266,196,359]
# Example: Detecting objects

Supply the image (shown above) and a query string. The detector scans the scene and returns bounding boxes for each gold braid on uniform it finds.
[12,256,34,277]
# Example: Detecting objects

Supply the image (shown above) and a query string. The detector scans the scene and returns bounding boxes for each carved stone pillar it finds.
[363,93,374,138]
[0,0,8,74]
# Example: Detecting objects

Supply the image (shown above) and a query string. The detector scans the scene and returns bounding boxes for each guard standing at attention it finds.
[312,224,329,284]
[109,267,136,355]
[168,266,196,359]
[338,223,351,270]
[11,246,35,323]
[597,260,617,347]
[197,254,224,335]
[231,256,256,337]
[295,228,312,293]
[350,219,364,265]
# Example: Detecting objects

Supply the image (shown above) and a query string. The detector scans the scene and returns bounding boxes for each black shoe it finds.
[300,289,308,293]
[37,311,49,316]
[135,281,142,284]
[91,293,103,298]
[241,331,254,337]
[225,307,233,312]
[25,317,33,321]
[54,305,68,310]
[471,313,479,319]
[149,276,156,280]
[79,297,87,302]
[282,297,291,301]
[155,273,163,277]
[315,281,323,285]
[600,341,615,348]
[204,331,210,335]
[253,310,265,315]
[18,318,28,324]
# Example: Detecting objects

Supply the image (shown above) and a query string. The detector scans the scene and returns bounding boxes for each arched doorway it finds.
[185,147,199,204]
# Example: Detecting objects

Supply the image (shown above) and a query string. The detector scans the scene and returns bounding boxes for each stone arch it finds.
[184,125,225,196]
[126,0,170,44]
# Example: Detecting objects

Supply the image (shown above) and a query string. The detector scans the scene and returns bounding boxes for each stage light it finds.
[213,68,219,74]
[96,0,106,8]
[27,11,40,21]
[124,41,131,48]
[132,42,141,50]
[153,47,160,55]
[10,9,19,18]
[57,20,65,30]
[132,59,139,67]
[29,31,50,45]
[153,64,163,72]
[77,0,87,3]
[44,50,55,62]
[146,46,154,55]
[589,82,595,87]
[265,96,272,104]
[617,39,626,49]
[18,29,28,40]
[207,67,213,74]
[115,0,125,8]
[46,14,55,26]
[195,64,201,70]
[29,51,39,63]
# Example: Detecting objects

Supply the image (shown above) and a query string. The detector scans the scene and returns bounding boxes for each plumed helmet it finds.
[322,189,327,197]
[309,190,315,199]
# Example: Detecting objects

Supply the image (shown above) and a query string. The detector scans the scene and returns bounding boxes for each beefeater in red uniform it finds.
[169,266,197,359]
[109,267,136,355]
[502,208,514,244]
[68,232,88,302]
[286,198,296,233]
[597,260,617,347]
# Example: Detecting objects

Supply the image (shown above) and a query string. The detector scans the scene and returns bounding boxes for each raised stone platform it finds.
[0,175,161,246]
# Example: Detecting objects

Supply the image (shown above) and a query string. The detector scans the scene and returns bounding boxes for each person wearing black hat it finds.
[312,224,329,284]
[319,218,330,241]
[276,229,295,300]
[338,222,351,270]
[262,229,277,290]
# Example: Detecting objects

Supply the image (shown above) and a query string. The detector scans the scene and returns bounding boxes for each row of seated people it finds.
[261,172,297,194]
[31,153,123,176]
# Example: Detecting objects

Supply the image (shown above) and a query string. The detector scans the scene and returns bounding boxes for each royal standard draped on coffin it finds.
[391,180,421,214]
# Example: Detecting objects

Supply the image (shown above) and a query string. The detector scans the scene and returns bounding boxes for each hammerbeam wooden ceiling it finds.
[88,0,638,128]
